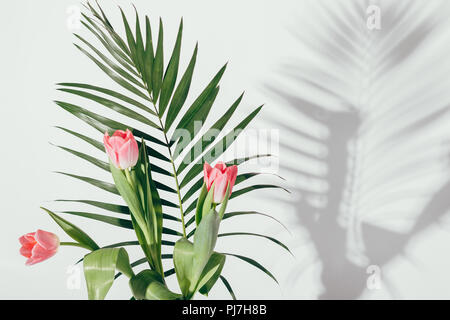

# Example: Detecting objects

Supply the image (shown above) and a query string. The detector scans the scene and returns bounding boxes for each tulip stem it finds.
[60,242,92,250]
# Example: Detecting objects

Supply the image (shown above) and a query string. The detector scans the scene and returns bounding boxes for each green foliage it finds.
[84,248,134,300]
[46,1,288,300]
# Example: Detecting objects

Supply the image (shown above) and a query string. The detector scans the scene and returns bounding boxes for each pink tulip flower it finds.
[19,230,60,266]
[103,129,139,170]
[203,161,238,203]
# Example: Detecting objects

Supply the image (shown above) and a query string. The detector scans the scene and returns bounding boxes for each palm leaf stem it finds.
[150,101,188,238]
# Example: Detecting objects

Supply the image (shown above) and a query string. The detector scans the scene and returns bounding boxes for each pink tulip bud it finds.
[19,230,60,266]
[203,161,238,204]
[103,129,139,170]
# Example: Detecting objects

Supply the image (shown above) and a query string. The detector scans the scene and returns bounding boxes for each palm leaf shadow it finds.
[263,0,450,299]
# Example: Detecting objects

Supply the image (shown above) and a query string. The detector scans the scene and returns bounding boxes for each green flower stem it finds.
[60,242,92,250]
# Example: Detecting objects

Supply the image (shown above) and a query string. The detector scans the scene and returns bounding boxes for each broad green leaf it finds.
[174,238,225,298]
[192,210,221,290]
[109,162,147,234]
[129,270,181,300]
[175,92,243,167]
[42,207,99,251]
[134,139,164,275]
[201,184,215,218]
[198,252,226,296]
[173,238,195,297]
[217,185,231,219]
[179,106,263,189]
[224,253,278,284]
[164,44,198,130]
[116,259,177,280]
[152,19,164,103]
[220,275,236,300]
[218,232,292,255]
[159,19,183,116]
[195,183,208,226]
[84,247,134,300]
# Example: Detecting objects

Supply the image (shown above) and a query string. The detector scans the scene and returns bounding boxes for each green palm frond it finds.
[50,1,289,298]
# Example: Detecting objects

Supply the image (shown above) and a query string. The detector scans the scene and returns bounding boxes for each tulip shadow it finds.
[264,0,450,299]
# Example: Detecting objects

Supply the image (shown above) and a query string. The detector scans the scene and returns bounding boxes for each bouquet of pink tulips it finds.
[19,1,288,300]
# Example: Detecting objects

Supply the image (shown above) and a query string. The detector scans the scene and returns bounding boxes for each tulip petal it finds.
[104,130,138,170]
[214,161,227,173]
[19,232,36,246]
[26,244,57,266]
[112,129,128,139]
[104,133,120,168]
[35,229,60,251]
[20,245,34,258]
[203,162,213,190]
[108,136,126,151]
[213,172,228,203]
[226,165,238,193]
[207,168,222,190]
[118,138,139,169]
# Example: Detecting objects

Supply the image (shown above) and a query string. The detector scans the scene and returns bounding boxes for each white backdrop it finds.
[2,0,450,299]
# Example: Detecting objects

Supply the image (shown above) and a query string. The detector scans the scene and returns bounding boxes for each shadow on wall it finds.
[265,0,450,299]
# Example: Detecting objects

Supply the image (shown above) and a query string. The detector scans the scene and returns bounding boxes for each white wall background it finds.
[1,0,450,299]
